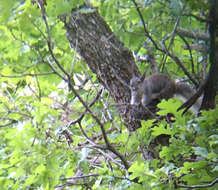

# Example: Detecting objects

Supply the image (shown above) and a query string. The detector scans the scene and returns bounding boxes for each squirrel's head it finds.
[130,76,142,91]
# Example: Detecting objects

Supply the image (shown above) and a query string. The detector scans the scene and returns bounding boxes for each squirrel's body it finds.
[130,73,201,114]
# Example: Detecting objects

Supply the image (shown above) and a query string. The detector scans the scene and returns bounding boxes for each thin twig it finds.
[144,41,158,73]
[36,0,70,79]
[183,13,209,23]
[178,33,195,74]
[0,120,17,128]
[176,178,218,189]
[70,38,78,75]
[68,89,103,126]
[168,52,199,87]
[0,72,56,78]
[131,0,161,52]
[161,15,182,70]
[176,27,209,41]
[37,0,130,171]
[34,70,42,100]
[91,147,125,169]
[131,0,198,87]
[61,174,99,181]
[68,84,130,170]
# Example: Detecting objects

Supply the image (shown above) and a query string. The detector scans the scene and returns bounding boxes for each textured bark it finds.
[60,10,145,130]
[201,0,218,110]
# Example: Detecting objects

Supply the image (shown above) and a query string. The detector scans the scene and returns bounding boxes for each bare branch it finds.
[131,0,162,52]
[67,83,130,170]
[183,13,209,23]
[36,0,70,80]
[68,88,103,126]
[36,0,130,170]
[91,147,126,169]
[167,52,199,87]
[0,72,56,78]
[161,14,182,70]
[176,27,209,41]
[182,43,205,52]
[176,178,218,189]
[177,34,195,74]
[61,174,99,181]
[131,0,198,87]
[0,120,17,128]
[144,41,158,73]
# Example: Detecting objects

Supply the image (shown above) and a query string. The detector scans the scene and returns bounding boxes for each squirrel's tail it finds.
[175,82,202,114]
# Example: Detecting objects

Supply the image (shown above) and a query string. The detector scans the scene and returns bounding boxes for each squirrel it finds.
[130,73,201,114]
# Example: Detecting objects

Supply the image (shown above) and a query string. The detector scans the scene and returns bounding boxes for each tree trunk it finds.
[201,0,218,110]
[60,10,144,130]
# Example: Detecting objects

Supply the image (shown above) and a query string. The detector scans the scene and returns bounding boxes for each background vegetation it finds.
[0,0,217,189]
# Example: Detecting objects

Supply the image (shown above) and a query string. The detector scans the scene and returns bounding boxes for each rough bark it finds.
[201,0,218,110]
[60,10,146,130]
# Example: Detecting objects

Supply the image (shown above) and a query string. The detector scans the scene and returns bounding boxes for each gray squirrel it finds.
[130,73,201,114]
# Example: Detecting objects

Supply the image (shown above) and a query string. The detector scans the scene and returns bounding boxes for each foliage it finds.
[0,0,217,189]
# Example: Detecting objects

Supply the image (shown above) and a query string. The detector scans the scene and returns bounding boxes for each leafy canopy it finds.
[0,0,217,189]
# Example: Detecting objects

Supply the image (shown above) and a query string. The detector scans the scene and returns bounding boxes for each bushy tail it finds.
[175,82,201,114]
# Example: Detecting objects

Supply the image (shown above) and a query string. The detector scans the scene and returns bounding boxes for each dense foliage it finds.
[0,0,217,189]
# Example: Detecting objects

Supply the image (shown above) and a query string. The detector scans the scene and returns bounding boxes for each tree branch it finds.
[176,178,218,189]
[183,13,209,23]
[131,0,198,87]
[177,33,195,73]
[68,88,103,125]
[131,0,162,52]
[60,9,141,130]
[176,27,209,41]
[61,174,99,181]
[37,1,130,171]
[36,0,70,80]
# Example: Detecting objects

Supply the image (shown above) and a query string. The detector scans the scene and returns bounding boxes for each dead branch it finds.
[176,27,209,41]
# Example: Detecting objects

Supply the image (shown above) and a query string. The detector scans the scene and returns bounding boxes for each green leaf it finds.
[23,175,38,188]
[169,0,183,16]
[152,124,174,137]
[157,99,182,116]
[192,147,209,159]
[0,0,14,23]
[129,161,156,182]
[35,164,46,174]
